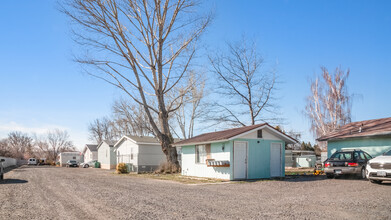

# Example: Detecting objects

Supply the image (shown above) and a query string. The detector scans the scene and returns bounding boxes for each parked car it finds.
[324,149,372,179]
[366,149,391,184]
[28,158,38,165]
[66,160,79,168]
[80,160,97,168]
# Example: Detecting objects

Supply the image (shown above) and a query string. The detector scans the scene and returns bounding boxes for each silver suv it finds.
[366,149,391,184]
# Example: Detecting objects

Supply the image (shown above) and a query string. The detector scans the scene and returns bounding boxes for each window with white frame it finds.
[195,145,207,164]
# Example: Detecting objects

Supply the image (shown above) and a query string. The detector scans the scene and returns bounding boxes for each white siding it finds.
[116,139,139,165]
[59,153,82,166]
[97,142,117,169]
[241,129,280,140]
[138,144,166,166]
[181,142,231,180]
[84,148,97,162]
[116,139,167,167]
[0,156,17,168]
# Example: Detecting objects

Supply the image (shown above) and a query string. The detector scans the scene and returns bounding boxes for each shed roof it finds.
[97,140,117,149]
[174,123,297,146]
[85,144,98,152]
[317,117,391,141]
[114,135,182,147]
[126,135,160,144]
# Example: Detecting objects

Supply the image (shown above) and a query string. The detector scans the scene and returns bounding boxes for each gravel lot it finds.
[1,166,390,220]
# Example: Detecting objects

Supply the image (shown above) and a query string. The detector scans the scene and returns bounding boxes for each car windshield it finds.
[384,150,391,156]
[70,161,76,163]
[330,152,352,160]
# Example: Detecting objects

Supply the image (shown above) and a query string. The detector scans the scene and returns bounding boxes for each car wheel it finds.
[370,179,382,184]
[361,167,366,179]
[326,174,334,179]
[84,164,89,168]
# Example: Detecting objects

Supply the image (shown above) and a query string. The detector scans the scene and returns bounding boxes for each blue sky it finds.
[0,0,390,150]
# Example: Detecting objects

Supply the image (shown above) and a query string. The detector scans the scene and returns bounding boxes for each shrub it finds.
[116,163,128,174]
[155,162,181,174]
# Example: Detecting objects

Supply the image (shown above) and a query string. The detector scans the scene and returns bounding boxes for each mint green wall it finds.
[235,139,285,179]
[181,139,285,180]
[327,136,391,157]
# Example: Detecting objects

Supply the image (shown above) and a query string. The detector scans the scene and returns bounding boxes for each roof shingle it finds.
[174,124,267,146]
[317,117,391,141]
[85,144,98,151]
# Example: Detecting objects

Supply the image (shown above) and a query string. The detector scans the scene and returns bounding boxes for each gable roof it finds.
[115,135,160,147]
[96,140,116,149]
[317,117,391,141]
[114,135,182,147]
[86,144,98,151]
[174,123,297,146]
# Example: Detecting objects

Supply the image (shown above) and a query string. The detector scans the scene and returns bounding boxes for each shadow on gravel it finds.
[3,166,20,174]
[284,176,327,182]
[0,179,28,184]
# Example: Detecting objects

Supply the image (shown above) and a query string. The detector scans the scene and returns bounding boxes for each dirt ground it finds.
[1,166,390,220]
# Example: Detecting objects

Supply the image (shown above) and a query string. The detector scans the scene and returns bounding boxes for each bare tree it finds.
[172,72,205,139]
[32,133,51,160]
[88,117,115,143]
[111,99,155,137]
[0,139,13,158]
[208,38,278,126]
[47,129,76,161]
[7,131,34,159]
[62,0,211,169]
[305,66,352,150]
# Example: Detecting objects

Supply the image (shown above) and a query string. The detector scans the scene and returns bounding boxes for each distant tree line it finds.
[0,129,75,162]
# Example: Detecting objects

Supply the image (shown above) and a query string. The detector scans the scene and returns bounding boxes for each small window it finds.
[73,156,76,159]
[364,152,373,159]
[195,145,207,164]
[257,130,263,138]
[330,152,352,160]
[359,152,366,160]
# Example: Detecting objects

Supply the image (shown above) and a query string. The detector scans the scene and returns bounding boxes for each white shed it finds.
[57,152,82,167]
[82,144,98,163]
[115,136,179,173]
[97,140,117,170]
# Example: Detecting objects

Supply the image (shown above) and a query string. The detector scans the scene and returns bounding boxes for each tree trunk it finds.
[160,133,180,172]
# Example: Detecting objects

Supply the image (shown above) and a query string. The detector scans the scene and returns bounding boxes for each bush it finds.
[155,162,181,174]
[116,163,128,174]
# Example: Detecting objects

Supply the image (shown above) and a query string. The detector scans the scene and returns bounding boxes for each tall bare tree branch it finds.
[62,0,211,168]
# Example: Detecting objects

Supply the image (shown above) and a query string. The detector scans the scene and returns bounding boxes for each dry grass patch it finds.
[285,167,316,175]
[127,173,230,185]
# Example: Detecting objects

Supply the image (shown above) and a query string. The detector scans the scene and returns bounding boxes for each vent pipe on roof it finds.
[359,123,363,133]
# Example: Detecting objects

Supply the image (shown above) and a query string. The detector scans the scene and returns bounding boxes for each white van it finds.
[28,158,37,165]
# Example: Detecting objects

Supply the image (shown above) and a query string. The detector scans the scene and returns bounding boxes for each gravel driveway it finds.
[1,166,390,219]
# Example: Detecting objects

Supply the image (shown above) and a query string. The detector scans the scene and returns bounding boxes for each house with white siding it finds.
[82,144,98,163]
[174,124,297,180]
[115,135,180,173]
[97,140,117,170]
